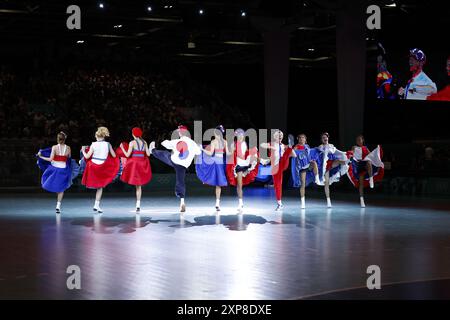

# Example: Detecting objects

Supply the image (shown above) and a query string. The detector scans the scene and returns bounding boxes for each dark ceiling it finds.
[0,0,448,67]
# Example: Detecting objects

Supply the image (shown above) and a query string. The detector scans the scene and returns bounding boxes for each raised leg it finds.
[152,150,174,168]
[331,159,346,168]
[366,161,374,188]
[311,161,319,175]
[366,161,373,177]
[311,161,320,185]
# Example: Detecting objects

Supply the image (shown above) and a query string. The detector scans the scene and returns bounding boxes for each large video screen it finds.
[376,45,449,101]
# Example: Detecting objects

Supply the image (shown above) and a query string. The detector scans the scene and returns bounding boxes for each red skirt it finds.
[82,156,120,189]
[226,149,260,186]
[120,156,152,186]
[226,163,259,186]
[270,146,293,176]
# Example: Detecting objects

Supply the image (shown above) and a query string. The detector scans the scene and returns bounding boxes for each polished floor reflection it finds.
[1,189,450,299]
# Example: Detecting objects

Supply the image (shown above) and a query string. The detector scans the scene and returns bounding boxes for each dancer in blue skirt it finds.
[37,132,79,213]
[196,125,231,211]
[314,132,349,208]
[290,134,320,209]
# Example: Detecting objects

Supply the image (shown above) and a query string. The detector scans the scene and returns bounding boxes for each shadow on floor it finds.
[69,212,324,233]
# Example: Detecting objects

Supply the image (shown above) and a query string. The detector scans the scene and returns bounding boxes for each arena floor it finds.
[1,188,450,299]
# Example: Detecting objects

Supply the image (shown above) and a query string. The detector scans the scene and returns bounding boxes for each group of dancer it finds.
[37,125,384,214]
[289,132,384,209]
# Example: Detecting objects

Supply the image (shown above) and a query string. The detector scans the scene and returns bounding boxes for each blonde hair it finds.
[273,129,283,138]
[95,126,110,139]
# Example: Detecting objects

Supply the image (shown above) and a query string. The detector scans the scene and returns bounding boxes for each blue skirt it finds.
[315,149,349,185]
[290,147,318,188]
[38,147,80,193]
[195,151,228,187]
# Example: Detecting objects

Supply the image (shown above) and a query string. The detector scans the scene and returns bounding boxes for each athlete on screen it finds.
[398,48,437,100]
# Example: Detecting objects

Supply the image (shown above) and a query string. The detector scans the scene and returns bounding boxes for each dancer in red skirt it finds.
[119,127,152,212]
[81,126,120,213]
[226,128,259,213]
[260,129,295,211]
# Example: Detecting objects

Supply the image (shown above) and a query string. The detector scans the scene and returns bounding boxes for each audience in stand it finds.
[0,66,253,185]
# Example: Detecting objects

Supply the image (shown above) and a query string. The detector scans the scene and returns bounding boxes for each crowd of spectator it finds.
[0,65,253,185]
[1,65,252,144]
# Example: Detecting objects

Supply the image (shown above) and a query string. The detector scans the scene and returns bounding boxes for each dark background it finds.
[1,0,450,188]
[1,1,448,142]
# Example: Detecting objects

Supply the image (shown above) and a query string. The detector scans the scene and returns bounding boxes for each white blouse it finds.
[237,141,249,167]
[91,141,109,164]
[51,144,67,169]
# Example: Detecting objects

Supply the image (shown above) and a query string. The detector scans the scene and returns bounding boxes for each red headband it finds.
[132,127,143,138]
[178,125,188,132]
